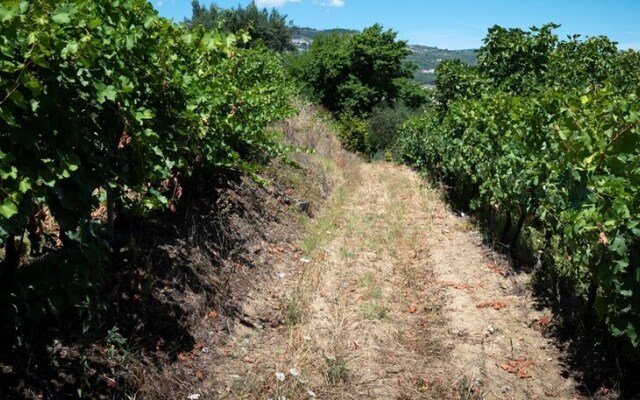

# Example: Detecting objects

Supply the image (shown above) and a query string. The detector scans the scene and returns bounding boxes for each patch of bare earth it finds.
[202,160,580,399]
[421,179,581,400]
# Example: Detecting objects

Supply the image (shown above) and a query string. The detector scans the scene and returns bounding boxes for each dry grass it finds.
[206,102,576,400]
[202,101,362,400]
[244,161,453,399]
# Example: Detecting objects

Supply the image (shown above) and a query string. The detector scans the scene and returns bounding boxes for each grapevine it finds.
[400,24,640,347]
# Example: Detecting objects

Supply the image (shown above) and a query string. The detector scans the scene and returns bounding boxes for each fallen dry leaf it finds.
[408,305,418,314]
[517,368,531,378]
[195,370,205,381]
[476,301,509,310]
[452,284,473,290]
[487,263,508,276]
[539,315,552,327]
[243,356,256,363]
[500,357,534,379]
[270,245,285,253]
[178,352,194,367]
[207,310,218,319]
[443,282,476,290]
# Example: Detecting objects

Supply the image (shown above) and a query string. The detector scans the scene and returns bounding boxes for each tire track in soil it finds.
[204,161,580,400]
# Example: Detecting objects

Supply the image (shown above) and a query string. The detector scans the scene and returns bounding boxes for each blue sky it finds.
[153,0,640,50]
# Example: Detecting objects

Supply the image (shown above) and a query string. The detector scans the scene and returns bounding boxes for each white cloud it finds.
[155,0,175,8]
[313,0,345,7]
[255,0,301,7]
[256,0,286,6]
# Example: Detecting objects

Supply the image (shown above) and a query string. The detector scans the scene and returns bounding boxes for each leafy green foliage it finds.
[337,112,369,154]
[187,0,294,52]
[477,24,559,93]
[288,24,427,155]
[0,0,293,242]
[0,0,293,351]
[400,24,640,348]
[367,101,420,160]
[288,24,420,117]
[434,59,483,110]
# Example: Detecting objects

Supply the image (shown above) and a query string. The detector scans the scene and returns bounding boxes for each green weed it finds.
[361,302,389,320]
[323,354,349,384]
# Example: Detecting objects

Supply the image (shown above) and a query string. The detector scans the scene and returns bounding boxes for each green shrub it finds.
[337,112,369,154]
[367,101,419,159]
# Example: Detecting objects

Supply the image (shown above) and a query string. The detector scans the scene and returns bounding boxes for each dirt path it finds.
[204,161,579,399]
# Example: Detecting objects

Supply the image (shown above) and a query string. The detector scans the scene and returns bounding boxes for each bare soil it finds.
[198,159,582,400]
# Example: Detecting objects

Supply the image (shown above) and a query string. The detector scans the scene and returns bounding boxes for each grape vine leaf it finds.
[52,5,75,24]
[0,199,18,219]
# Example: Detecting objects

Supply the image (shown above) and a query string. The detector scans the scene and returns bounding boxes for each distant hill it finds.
[291,27,477,86]
[293,26,359,40]
[407,45,477,86]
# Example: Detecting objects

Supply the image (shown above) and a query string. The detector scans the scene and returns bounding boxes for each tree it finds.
[292,24,418,116]
[188,0,221,30]
[186,1,294,52]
